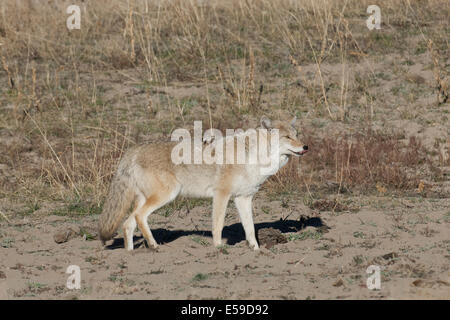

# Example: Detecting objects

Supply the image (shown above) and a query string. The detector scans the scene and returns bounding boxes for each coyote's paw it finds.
[146,242,159,251]
[213,239,224,248]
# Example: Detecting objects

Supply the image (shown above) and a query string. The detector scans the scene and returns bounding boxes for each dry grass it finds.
[266,128,442,196]
[303,129,436,190]
[0,0,448,212]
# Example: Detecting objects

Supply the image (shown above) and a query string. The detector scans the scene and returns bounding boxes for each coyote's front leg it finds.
[234,195,259,250]
[212,190,231,247]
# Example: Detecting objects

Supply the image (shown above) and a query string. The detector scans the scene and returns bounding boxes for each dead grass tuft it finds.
[266,128,437,195]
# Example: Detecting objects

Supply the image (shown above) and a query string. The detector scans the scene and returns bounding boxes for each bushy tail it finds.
[98,174,135,244]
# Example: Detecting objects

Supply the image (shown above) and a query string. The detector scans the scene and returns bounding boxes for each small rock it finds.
[382,252,398,260]
[0,271,6,279]
[257,228,287,249]
[405,74,426,85]
[53,226,81,244]
[333,278,344,287]
[411,279,431,288]
[412,279,450,288]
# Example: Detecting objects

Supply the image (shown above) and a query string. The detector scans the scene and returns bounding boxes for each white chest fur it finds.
[233,154,290,197]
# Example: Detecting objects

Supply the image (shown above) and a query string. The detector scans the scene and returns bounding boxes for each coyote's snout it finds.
[98,116,308,251]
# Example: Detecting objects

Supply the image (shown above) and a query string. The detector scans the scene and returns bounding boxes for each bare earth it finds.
[1,193,449,299]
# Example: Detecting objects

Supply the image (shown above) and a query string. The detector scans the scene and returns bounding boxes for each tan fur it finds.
[98,117,308,251]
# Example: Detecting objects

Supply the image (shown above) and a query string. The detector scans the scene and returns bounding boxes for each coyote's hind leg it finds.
[123,193,145,251]
[134,182,180,250]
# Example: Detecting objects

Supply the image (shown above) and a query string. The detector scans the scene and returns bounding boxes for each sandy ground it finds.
[1,193,449,299]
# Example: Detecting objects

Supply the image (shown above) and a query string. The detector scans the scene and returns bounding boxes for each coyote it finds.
[98,116,308,251]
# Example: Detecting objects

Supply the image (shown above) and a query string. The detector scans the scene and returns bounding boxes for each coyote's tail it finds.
[98,171,135,244]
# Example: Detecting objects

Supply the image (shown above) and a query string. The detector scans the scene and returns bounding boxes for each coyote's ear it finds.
[260,116,272,129]
[290,115,297,127]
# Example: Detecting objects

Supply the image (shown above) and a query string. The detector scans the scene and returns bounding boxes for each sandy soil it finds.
[1,193,449,299]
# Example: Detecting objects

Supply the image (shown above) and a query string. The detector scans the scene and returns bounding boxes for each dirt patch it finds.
[309,199,352,212]
[0,195,449,299]
[257,228,287,248]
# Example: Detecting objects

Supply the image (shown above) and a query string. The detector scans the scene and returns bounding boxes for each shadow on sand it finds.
[106,216,325,250]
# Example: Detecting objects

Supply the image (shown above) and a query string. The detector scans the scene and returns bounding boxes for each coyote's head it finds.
[260,116,308,157]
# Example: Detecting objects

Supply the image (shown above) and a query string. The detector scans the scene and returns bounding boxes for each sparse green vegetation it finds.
[191,236,210,247]
[51,200,102,217]
[1,238,14,248]
[353,231,366,239]
[192,273,209,282]
[288,230,323,241]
